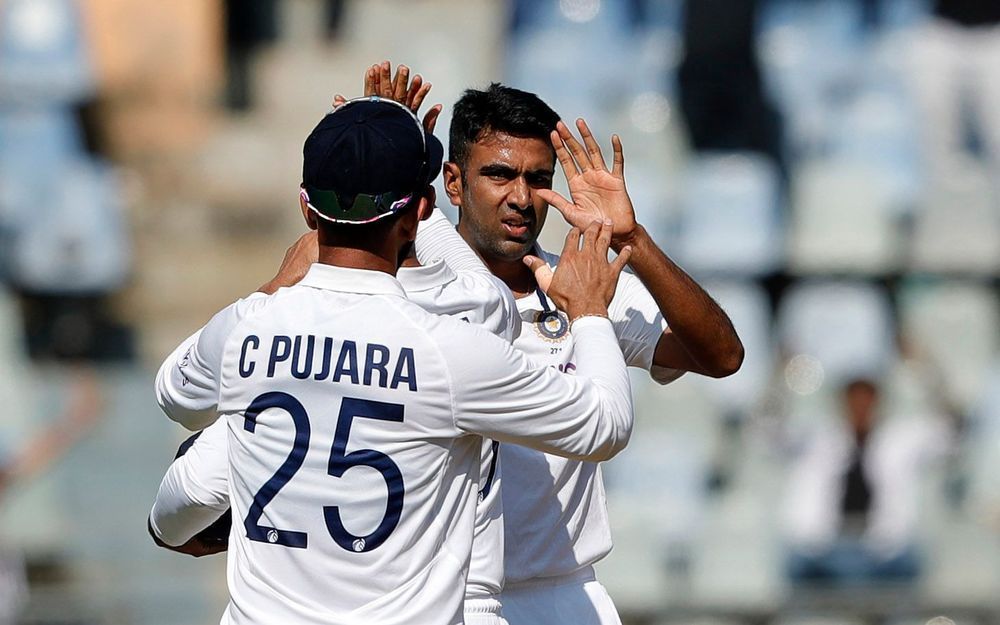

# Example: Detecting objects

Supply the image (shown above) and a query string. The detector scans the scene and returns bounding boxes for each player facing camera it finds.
[297,96,442,265]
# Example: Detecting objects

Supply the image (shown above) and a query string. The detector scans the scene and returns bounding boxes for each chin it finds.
[496,239,533,261]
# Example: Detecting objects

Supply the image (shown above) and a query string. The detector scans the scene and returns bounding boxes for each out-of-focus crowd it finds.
[0,1,998,624]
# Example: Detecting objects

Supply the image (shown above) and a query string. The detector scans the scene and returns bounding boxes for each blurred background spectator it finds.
[1,0,999,624]
[781,377,950,584]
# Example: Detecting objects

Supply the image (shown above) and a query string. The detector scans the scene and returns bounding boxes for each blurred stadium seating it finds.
[1,0,999,624]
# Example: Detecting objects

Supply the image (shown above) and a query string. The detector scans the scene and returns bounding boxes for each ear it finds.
[299,189,319,230]
[398,203,423,242]
[443,162,464,208]
[417,187,436,221]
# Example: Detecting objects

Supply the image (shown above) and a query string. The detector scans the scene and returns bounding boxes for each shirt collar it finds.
[298,263,407,297]
[397,260,457,293]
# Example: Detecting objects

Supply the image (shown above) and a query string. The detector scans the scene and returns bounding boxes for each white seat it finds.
[676,153,783,276]
[692,281,774,415]
[909,163,1000,275]
[898,281,999,412]
[787,157,902,274]
[777,281,896,387]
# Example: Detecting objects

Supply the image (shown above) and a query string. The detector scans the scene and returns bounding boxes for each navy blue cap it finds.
[301,97,443,224]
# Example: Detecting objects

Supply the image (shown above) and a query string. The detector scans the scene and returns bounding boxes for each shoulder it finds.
[199,292,276,354]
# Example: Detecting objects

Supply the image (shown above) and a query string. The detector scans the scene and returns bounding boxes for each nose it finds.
[506,176,531,211]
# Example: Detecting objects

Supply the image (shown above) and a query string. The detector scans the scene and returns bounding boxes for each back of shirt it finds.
[218,286,478,625]
[158,263,634,625]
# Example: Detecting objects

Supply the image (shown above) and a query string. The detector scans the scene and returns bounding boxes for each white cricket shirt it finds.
[501,248,681,584]
[155,262,633,625]
[151,259,513,603]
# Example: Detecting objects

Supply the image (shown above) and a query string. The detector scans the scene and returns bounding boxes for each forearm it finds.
[149,463,229,547]
[618,226,743,377]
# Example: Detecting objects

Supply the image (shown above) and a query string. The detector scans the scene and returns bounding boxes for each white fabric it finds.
[500,248,672,585]
[500,566,622,625]
[463,598,508,625]
[155,263,633,625]
[149,419,230,547]
[152,258,516,605]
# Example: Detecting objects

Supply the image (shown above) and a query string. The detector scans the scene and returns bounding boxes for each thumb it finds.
[523,255,554,293]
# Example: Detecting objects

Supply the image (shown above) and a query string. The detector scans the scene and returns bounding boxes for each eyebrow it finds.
[479,164,518,177]
[478,164,554,177]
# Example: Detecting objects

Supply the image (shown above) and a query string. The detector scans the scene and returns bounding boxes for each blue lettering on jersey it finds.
[390,348,417,392]
[290,335,315,380]
[239,335,260,378]
[364,344,390,387]
[314,337,334,381]
[267,335,292,377]
[332,340,359,384]
[250,335,418,392]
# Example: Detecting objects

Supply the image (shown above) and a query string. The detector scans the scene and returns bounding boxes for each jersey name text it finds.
[238,334,418,392]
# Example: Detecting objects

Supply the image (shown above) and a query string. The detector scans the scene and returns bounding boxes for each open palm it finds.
[538,119,638,246]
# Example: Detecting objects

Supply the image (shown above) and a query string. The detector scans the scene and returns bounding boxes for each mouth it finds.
[501,216,533,240]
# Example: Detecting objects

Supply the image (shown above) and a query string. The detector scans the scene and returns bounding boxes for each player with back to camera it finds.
[153,90,638,624]
[150,66,523,625]
[411,74,744,624]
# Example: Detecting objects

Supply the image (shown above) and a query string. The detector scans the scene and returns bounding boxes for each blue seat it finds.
[0,0,94,104]
[7,159,130,293]
[777,280,896,386]
[758,0,867,154]
[675,152,783,276]
[0,106,85,171]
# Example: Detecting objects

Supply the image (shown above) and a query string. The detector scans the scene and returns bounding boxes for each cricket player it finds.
[151,212,517,625]
[421,82,745,625]
[154,96,638,625]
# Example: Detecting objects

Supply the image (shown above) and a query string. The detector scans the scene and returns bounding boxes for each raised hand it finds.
[332,60,442,133]
[537,119,638,249]
[525,220,632,321]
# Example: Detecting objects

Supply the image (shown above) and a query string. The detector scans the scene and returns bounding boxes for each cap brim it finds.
[425,132,444,185]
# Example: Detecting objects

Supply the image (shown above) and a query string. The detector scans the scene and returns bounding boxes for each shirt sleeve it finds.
[415,209,489,274]
[607,272,683,385]
[447,317,633,461]
[155,292,269,430]
[148,420,230,547]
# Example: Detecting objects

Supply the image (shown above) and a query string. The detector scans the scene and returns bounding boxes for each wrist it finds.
[611,224,646,254]
[564,305,609,322]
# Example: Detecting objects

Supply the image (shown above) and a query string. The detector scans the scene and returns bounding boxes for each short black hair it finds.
[449,83,560,168]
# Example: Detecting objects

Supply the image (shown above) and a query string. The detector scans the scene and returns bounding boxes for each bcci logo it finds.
[534,310,569,342]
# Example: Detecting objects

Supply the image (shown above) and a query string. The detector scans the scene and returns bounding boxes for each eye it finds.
[526,173,553,188]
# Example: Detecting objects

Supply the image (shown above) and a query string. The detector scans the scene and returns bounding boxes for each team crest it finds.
[534,310,569,342]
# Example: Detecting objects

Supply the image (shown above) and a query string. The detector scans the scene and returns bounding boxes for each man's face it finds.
[451,132,555,263]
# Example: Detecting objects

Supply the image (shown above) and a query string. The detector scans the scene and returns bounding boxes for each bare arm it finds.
[538,119,744,378]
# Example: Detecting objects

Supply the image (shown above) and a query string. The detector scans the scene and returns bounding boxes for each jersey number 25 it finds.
[242,391,404,553]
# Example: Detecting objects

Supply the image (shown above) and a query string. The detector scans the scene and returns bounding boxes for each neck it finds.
[317,246,398,275]
[456,220,537,296]
[399,251,421,269]
[483,254,538,298]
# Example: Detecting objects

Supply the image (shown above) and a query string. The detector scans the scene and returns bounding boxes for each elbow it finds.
[588,414,634,462]
[708,340,745,379]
